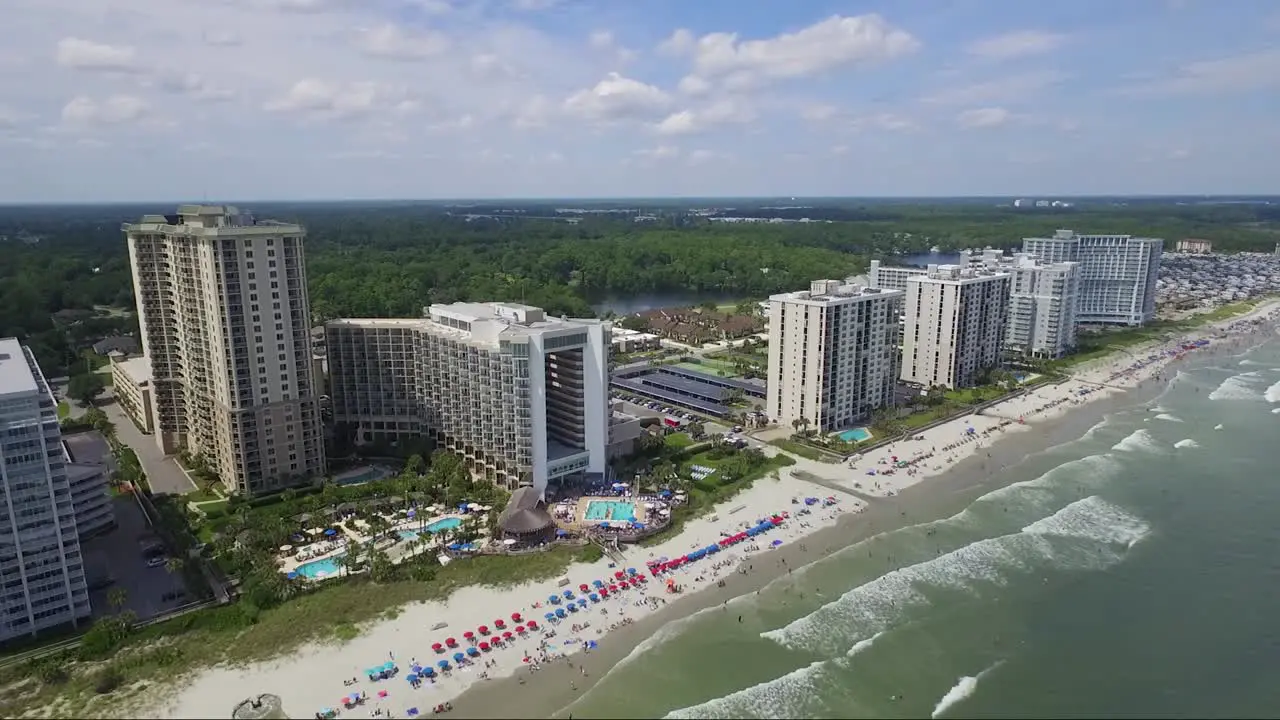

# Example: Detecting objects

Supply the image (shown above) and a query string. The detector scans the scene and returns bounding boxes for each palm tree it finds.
[164,557,185,575]
[107,587,127,613]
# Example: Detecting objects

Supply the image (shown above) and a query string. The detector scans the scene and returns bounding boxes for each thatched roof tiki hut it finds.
[498,487,555,544]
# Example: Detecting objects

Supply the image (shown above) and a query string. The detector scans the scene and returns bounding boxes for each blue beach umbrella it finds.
[437,660,450,670]
[593,580,604,588]
[545,612,555,620]
[577,598,587,606]
[555,608,567,618]
[626,567,637,575]
[467,647,480,657]
[453,652,465,662]
[567,604,578,613]
[563,590,574,598]
[589,593,599,602]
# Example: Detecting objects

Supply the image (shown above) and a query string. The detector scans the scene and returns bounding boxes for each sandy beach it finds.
[144,300,1280,720]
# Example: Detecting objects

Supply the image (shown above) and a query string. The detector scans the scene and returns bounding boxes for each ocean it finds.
[556,334,1280,719]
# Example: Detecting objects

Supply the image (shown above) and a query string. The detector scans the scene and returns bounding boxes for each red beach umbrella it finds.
[478,625,489,634]
[599,588,608,597]
[609,584,618,592]
[503,631,513,639]
[527,620,538,629]
[463,631,475,640]
[512,612,523,622]
[579,584,590,592]
[445,637,457,647]
[431,643,443,652]
[614,571,625,579]
[515,625,525,633]
[479,641,490,651]
[495,619,505,628]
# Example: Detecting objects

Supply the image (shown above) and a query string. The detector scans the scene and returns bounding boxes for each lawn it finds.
[664,432,694,449]
[56,402,69,419]
[674,359,741,377]
[640,448,794,546]
[767,437,842,463]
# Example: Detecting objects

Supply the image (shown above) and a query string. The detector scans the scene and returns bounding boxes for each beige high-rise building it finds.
[125,206,326,496]
[901,265,1012,389]
[766,280,903,433]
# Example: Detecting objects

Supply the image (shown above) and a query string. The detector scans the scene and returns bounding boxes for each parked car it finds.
[146,556,168,568]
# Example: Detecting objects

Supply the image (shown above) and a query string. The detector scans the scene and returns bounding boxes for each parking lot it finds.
[81,497,189,620]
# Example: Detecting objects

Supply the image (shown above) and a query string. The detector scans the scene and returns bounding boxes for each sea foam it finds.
[1209,373,1262,401]
[1154,413,1182,423]
[1265,380,1280,403]
[761,497,1149,655]
[1173,439,1199,449]
[931,662,1005,719]
[1111,429,1163,453]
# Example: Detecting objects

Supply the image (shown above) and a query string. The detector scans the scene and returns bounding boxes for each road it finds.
[95,388,196,495]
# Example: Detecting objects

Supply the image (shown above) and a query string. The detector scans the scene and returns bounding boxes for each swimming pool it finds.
[585,500,637,522]
[294,555,344,579]
[397,529,419,541]
[334,465,393,486]
[838,427,872,443]
[424,516,463,533]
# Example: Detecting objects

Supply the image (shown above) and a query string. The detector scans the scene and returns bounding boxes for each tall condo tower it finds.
[901,265,1012,389]
[1021,229,1162,326]
[766,280,903,433]
[0,338,93,640]
[125,206,326,495]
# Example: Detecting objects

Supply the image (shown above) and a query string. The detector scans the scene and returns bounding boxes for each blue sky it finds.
[1,0,1278,202]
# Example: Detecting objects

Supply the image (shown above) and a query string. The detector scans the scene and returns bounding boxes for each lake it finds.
[899,252,963,267]
[590,292,746,316]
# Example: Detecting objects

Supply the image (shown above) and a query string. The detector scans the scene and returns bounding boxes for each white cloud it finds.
[801,104,839,122]
[655,99,755,135]
[61,95,148,126]
[589,30,615,50]
[358,23,450,60]
[966,30,1066,61]
[677,14,918,92]
[510,0,563,11]
[1124,49,1280,95]
[677,75,712,96]
[634,145,680,160]
[921,71,1065,105]
[406,0,453,13]
[202,31,243,47]
[686,148,718,166]
[957,107,1011,129]
[266,79,421,119]
[564,72,671,122]
[657,29,695,56]
[850,112,917,132]
[831,144,850,155]
[55,38,138,72]
[155,73,235,102]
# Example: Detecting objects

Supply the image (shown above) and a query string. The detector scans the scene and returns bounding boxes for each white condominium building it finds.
[326,303,610,500]
[125,206,326,496]
[967,251,1081,359]
[866,260,928,292]
[1021,229,1163,326]
[766,280,903,433]
[0,338,92,641]
[901,266,1012,389]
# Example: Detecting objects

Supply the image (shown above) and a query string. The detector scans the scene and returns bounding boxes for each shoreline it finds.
[141,302,1280,720]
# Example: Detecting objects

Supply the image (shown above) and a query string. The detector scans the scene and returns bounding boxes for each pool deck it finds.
[568,496,652,529]
[278,511,471,579]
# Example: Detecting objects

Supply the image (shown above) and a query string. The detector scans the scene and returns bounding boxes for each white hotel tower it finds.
[326,303,610,499]
[0,338,92,641]
[766,280,903,433]
[1021,229,1162,326]
[901,265,1012,389]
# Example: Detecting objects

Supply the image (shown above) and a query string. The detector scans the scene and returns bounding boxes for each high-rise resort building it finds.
[125,206,326,496]
[0,338,93,641]
[1021,229,1163,326]
[967,250,1081,359]
[766,280,903,433]
[901,266,1012,389]
[326,303,611,499]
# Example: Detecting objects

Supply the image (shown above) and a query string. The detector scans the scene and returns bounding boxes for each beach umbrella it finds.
[771,540,783,547]
[453,652,465,663]
[431,643,443,653]
[599,588,609,597]
[478,625,489,635]
[494,618,505,628]
[383,662,395,671]
[577,598,587,606]
[463,631,475,641]
[563,590,574,598]
[609,584,618,592]
[422,667,436,676]
[515,624,525,633]
[627,567,637,575]
[437,660,450,670]
[579,583,590,592]
[555,608,567,618]
[479,641,490,651]
[411,664,423,673]
[467,647,480,657]
[589,593,599,602]
[512,612,523,622]
[503,631,513,639]
[548,594,560,604]
[526,620,538,629]
[545,612,555,620]
[593,580,604,588]
[406,675,416,684]
[445,637,458,647]
[567,604,578,613]
[378,690,389,699]
[614,571,625,579]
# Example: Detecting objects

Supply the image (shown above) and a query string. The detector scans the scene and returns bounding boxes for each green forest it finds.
[3,200,1278,375]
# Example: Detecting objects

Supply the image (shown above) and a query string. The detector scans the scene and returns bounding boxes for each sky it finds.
[1,0,1279,202]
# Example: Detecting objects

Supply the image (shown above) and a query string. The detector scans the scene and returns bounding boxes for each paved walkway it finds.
[96,389,196,495]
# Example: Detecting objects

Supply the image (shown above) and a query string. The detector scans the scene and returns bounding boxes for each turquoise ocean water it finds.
[559,333,1280,719]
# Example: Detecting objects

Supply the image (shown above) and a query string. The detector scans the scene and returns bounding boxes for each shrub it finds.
[93,666,123,694]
